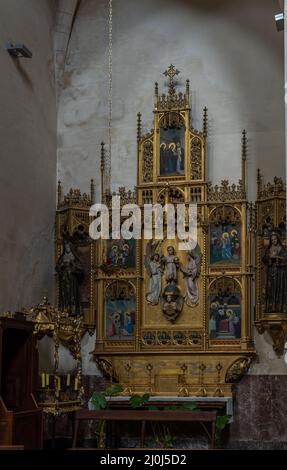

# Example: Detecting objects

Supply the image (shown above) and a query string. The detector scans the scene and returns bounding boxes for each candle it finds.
[74,378,78,391]
[66,374,70,387]
[41,373,45,388]
[46,373,50,387]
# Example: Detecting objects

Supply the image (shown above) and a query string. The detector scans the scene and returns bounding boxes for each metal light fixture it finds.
[275,12,284,32]
[6,43,32,58]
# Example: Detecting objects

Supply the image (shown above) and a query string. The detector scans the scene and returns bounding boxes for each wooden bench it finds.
[72,409,217,449]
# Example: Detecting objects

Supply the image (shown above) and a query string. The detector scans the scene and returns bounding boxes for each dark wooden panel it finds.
[13,409,43,450]
[0,319,43,449]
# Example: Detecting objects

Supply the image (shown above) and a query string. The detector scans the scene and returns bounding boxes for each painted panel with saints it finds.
[105,281,136,341]
[160,127,185,176]
[209,278,241,340]
[210,223,241,265]
[102,238,136,271]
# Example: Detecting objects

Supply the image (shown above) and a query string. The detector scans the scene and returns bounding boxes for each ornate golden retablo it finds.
[91,66,256,396]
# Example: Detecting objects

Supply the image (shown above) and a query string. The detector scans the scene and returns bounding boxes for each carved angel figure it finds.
[145,240,163,305]
[180,245,201,307]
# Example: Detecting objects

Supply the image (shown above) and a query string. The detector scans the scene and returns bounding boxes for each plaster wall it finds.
[58,0,285,203]
[0,0,57,311]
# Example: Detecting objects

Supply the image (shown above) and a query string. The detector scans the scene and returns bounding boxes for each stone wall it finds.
[0,0,57,311]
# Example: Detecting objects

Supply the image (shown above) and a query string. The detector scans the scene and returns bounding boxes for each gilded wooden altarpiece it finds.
[90,66,256,397]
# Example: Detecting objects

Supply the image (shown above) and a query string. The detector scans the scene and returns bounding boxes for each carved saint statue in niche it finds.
[56,240,84,316]
[180,247,201,306]
[262,232,287,314]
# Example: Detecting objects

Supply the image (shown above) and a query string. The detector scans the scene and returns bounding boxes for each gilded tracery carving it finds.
[58,187,92,209]
[157,187,185,204]
[190,136,202,180]
[207,180,245,202]
[142,140,153,183]
[159,111,185,129]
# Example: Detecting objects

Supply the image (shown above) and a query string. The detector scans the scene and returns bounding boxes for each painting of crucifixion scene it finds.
[160,127,185,176]
[210,223,241,265]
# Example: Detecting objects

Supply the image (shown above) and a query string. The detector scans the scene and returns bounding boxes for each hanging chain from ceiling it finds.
[107,0,113,192]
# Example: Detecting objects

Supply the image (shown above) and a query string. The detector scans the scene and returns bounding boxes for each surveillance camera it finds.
[275,12,284,32]
[6,43,32,58]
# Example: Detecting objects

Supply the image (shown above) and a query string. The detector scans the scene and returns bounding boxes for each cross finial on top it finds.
[163,64,180,96]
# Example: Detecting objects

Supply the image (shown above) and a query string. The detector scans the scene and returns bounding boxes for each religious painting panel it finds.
[209,277,241,340]
[160,127,185,176]
[101,237,136,272]
[210,223,241,265]
[105,281,136,341]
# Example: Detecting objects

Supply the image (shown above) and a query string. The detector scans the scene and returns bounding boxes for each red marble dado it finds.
[228,375,287,448]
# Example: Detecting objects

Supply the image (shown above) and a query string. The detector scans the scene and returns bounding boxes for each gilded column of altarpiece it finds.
[91,66,256,397]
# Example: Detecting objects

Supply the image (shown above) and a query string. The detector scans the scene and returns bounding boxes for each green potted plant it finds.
[90,383,124,448]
